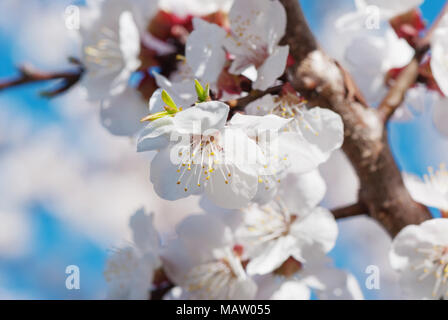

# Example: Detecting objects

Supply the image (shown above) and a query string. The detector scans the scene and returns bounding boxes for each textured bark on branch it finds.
[279,0,432,237]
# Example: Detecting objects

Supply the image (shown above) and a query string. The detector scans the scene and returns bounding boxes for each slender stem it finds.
[0,64,82,93]
[227,85,283,110]
[332,202,367,220]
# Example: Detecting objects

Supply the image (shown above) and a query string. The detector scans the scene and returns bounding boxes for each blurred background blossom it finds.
[0,0,446,299]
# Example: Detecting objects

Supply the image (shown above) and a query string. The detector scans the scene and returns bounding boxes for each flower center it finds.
[84,27,123,74]
[270,95,320,137]
[183,248,243,299]
[413,245,448,299]
[175,133,232,192]
[243,200,296,244]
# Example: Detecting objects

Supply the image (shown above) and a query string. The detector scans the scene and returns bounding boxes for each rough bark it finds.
[280,0,432,237]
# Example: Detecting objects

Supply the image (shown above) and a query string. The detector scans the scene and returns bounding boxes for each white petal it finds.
[205,163,258,209]
[245,94,277,116]
[149,88,165,113]
[271,280,311,300]
[186,18,227,84]
[137,117,176,152]
[119,11,141,72]
[303,265,364,300]
[278,170,327,212]
[246,236,297,275]
[298,107,344,164]
[253,45,289,91]
[173,101,229,134]
[229,113,291,132]
[100,87,147,136]
[402,172,448,211]
[431,25,448,97]
[154,73,197,107]
[290,207,338,259]
[149,147,204,200]
[129,208,160,255]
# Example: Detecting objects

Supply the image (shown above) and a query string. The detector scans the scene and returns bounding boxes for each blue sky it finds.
[0,0,446,300]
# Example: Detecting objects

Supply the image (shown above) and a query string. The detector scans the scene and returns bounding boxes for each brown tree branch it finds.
[377,48,427,123]
[332,202,368,220]
[279,0,432,237]
[227,85,283,110]
[0,64,83,96]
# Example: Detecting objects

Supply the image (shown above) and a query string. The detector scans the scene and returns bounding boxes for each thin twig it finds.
[332,202,368,220]
[0,64,83,95]
[227,85,283,110]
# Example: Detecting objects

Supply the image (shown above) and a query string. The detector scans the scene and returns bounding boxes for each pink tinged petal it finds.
[100,87,147,136]
[253,45,289,91]
[433,98,448,137]
[278,170,327,213]
[137,117,176,152]
[173,101,229,134]
[186,18,227,84]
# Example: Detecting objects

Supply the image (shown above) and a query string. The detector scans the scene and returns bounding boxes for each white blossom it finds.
[236,170,337,275]
[390,218,448,299]
[245,93,344,167]
[224,0,289,90]
[104,209,161,300]
[162,214,257,300]
[79,0,143,101]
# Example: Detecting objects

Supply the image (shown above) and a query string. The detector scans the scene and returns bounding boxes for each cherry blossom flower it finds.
[224,0,289,90]
[137,86,326,208]
[431,14,448,97]
[390,218,448,299]
[235,171,337,275]
[403,164,448,214]
[162,214,257,300]
[79,0,145,101]
[245,92,344,167]
[104,209,161,300]
[153,17,227,106]
[137,96,261,209]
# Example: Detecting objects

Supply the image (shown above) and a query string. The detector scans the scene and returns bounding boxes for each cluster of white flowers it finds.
[68,0,448,300]
[335,0,448,132]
